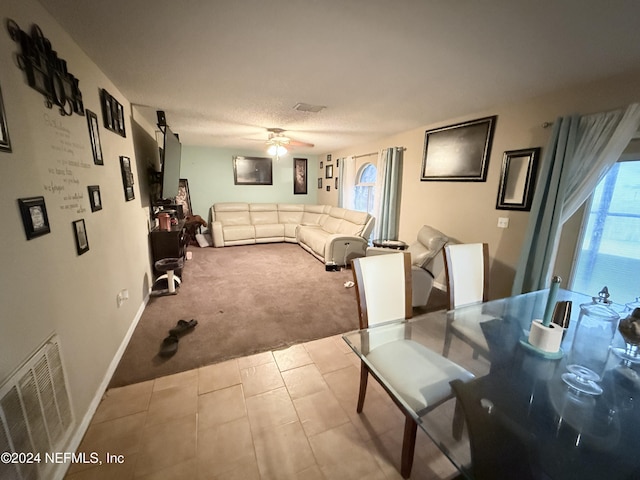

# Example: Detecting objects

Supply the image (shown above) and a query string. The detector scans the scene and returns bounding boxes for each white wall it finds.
[325,69,640,298]
[180,146,319,220]
[0,0,154,447]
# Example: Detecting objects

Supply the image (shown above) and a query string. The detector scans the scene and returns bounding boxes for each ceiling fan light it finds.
[267,145,278,156]
[277,145,288,155]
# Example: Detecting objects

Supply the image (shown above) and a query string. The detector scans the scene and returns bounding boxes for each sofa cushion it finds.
[297,225,329,257]
[323,215,342,234]
[409,225,449,269]
[223,225,255,242]
[278,204,305,224]
[255,223,284,239]
[342,210,370,236]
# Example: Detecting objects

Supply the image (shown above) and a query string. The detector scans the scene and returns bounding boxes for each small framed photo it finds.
[326,185,330,192]
[320,161,323,169]
[318,178,322,189]
[88,185,102,212]
[0,83,11,153]
[325,164,333,179]
[120,156,135,201]
[327,154,332,162]
[86,109,103,165]
[336,158,340,167]
[18,196,50,240]
[72,219,89,255]
[335,177,339,189]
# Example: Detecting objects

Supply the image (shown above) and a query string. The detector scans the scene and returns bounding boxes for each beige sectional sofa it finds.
[211,203,375,266]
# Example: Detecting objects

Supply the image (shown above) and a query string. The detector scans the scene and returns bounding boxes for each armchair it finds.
[366,225,449,307]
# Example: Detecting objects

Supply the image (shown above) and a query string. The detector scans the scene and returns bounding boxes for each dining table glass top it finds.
[342,289,640,480]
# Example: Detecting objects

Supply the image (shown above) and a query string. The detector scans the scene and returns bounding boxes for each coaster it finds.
[519,338,564,360]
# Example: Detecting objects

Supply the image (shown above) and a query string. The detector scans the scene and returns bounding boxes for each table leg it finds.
[401,415,417,479]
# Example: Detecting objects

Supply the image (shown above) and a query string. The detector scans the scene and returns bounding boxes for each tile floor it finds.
[66,335,460,480]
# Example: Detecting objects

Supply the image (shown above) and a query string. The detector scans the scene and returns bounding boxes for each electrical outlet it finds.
[116,289,129,308]
[497,217,509,228]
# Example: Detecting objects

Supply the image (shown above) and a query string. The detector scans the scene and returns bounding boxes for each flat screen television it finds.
[160,125,182,200]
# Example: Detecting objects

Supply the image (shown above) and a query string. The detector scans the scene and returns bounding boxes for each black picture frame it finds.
[318,178,322,189]
[120,156,135,201]
[421,116,497,181]
[325,164,333,179]
[233,156,272,185]
[72,219,89,255]
[327,154,332,162]
[320,161,323,169]
[335,177,339,190]
[88,185,102,212]
[86,109,103,165]
[294,158,307,195]
[0,84,11,152]
[176,178,192,217]
[496,147,541,211]
[326,185,330,192]
[18,196,50,240]
[100,88,126,137]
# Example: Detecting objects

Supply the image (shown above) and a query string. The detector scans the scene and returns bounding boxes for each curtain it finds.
[338,156,356,209]
[512,103,640,294]
[373,147,403,240]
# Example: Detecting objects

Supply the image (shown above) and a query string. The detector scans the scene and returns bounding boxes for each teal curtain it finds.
[512,103,640,294]
[373,147,403,240]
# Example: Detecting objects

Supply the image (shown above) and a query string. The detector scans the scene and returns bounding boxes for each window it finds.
[571,160,640,303]
[354,163,376,215]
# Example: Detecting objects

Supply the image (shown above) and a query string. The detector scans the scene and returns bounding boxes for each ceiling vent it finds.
[293,103,326,113]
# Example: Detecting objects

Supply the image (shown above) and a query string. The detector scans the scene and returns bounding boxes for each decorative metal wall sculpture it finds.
[6,19,84,116]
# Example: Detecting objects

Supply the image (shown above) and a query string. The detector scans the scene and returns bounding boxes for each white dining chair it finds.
[442,243,492,359]
[351,251,474,478]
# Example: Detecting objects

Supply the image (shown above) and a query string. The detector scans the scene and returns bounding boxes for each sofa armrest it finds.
[212,221,224,247]
[325,235,368,266]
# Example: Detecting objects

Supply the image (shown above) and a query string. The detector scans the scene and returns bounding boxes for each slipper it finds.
[159,334,179,357]
[169,319,198,336]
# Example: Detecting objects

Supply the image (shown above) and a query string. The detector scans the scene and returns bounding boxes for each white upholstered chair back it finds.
[352,252,412,328]
[444,243,489,309]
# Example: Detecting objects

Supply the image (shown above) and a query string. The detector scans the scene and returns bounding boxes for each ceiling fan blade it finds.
[288,139,315,148]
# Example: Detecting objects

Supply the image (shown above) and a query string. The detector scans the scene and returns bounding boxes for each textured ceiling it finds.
[36,0,640,154]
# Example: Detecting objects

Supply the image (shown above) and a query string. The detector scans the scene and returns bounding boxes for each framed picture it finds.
[72,219,89,255]
[325,164,333,179]
[233,156,272,185]
[335,177,339,190]
[496,147,541,211]
[176,178,192,217]
[18,196,50,240]
[421,116,497,181]
[0,84,11,152]
[120,156,135,201]
[100,89,126,137]
[326,185,330,191]
[320,161,323,169]
[86,109,103,165]
[318,178,322,189]
[293,158,307,195]
[88,185,102,212]
[336,158,340,167]
[327,154,332,162]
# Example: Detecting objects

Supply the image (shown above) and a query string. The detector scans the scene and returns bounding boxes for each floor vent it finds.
[0,335,74,480]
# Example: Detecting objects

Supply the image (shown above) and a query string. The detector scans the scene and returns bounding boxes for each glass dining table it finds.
[342,289,640,479]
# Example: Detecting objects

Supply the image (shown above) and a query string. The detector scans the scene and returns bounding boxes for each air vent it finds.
[293,103,326,113]
[0,335,74,480]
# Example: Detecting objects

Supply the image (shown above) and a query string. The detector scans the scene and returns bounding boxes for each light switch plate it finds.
[498,217,509,228]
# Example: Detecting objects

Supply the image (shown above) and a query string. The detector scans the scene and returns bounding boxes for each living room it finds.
[2,0,640,478]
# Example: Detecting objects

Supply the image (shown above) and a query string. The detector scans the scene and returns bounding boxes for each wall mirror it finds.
[496,147,540,211]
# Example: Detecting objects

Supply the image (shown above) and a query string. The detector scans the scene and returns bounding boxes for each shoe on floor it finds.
[169,319,198,336]
[159,334,179,357]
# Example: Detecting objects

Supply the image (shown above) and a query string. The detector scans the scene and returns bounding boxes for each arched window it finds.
[354,163,376,215]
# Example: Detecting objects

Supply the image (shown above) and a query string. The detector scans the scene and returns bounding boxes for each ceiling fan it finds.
[263,128,314,155]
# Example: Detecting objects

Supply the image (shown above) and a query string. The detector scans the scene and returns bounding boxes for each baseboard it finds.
[60,292,150,479]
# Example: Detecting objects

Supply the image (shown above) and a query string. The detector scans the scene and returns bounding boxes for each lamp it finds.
[267,144,288,156]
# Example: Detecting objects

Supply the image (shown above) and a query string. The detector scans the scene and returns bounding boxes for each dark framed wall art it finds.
[318,178,322,189]
[233,156,272,185]
[293,158,307,195]
[496,147,540,211]
[18,196,50,240]
[120,156,135,201]
[0,83,11,152]
[325,164,333,179]
[421,116,497,181]
[176,178,192,217]
[100,88,126,137]
[86,109,103,165]
[88,185,102,212]
[72,219,89,255]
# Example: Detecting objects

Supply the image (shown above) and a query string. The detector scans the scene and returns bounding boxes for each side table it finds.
[372,239,408,250]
